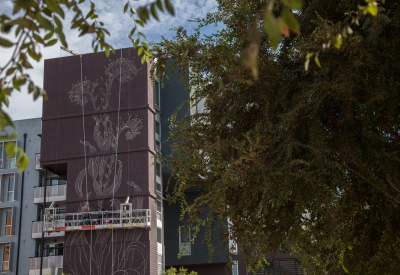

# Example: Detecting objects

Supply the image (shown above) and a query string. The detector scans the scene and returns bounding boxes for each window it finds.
[179,226,191,256]
[157,254,162,275]
[157,199,162,221]
[7,176,14,202]
[155,119,161,151]
[0,142,3,169]
[157,227,162,243]
[7,142,16,169]
[2,245,9,271]
[154,80,160,109]
[46,243,63,256]
[156,182,162,194]
[5,210,12,236]
[156,140,161,151]
[156,162,161,177]
[232,261,239,275]
[155,120,160,135]
[156,162,162,194]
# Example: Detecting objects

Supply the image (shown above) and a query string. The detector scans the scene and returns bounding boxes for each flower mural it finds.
[66,57,148,275]
[68,58,143,200]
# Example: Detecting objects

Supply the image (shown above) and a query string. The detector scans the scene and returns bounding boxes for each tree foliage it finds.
[162,267,198,275]
[152,0,400,274]
[0,0,173,170]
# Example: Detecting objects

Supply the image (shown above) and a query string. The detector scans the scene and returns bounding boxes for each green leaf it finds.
[314,53,321,68]
[44,0,65,19]
[157,0,163,11]
[264,13,281,50]
[124,2,129,13]
[282,8,300,33]
[130,27,137,37]
[44,31,54,40]
[1,88,12,95]
[130,7,136,14]
[46,38,58,46]
[6,68,16,76]
[138,31,147,39]
[281,0,302,11]
[5,142,18,158]
[141,41,149,49]
[151,3,160,21]
[0,37,14,47]
[367,4,378,16]
[139,7,149,22]
[33,33,45,44]
[135,19,144,27]
[134,39,140,48]
[241,41,259,80]
[16,150,29,172]
[304,57,310,71]
[138,46,143,55]
[36,14,53,30]
[334,35,343,49]
[13,76,27,90]
[306,52,314,59]
[165,0,175,15]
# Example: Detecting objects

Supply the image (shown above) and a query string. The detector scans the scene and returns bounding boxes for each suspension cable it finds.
[111,48,123,273]
[80,54,92,275]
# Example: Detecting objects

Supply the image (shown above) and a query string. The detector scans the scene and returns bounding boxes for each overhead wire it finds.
[111,48,123,274]
[79,54,93,275]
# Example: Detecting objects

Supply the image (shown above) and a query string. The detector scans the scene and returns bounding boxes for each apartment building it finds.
[0,118,42,275]
[31,47,300,275]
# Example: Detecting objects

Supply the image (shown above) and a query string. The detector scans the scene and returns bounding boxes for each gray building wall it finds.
[159,65,228,269]
[0,118,41,275]
[160,62,190,170]
[164,189,227,266]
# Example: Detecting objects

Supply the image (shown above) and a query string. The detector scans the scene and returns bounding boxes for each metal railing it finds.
[32,221,65,238]
[33,185,67,203]
[250,258,302,275]
[43,209,151,231]
[29,255,63,273]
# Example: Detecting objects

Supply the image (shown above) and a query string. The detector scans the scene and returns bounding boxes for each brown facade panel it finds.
[63,229,151,275]
[43,49,151,120]
[42,48,157,275]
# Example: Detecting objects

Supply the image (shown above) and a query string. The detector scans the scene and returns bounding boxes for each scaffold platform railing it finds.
[43,203,151,232]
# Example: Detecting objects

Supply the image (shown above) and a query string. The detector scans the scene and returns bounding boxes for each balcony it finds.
[32,221,65,239]
[29,255,63,275]
[33,185,67,204]
[43,204,151,232]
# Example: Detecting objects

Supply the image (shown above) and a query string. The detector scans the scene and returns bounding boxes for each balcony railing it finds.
[33,185,67,204]
[29,255,63,275]
[251,258,302,275]
[32,221,65,239]
[43,206,151,232]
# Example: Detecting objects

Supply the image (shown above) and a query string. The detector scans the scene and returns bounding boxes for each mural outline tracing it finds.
[65,57,148,275]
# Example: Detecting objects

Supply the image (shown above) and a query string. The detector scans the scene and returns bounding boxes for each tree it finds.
[152,0,400,274]
[163,267,198,275]
[0,0,174,170]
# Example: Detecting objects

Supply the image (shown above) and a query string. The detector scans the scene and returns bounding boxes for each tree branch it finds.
[386,173,400,193]
[346,164,400,204]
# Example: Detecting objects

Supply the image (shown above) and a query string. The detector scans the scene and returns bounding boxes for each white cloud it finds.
[1,0,219,121]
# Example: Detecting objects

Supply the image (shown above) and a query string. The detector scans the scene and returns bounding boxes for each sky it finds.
[0,0,218,121]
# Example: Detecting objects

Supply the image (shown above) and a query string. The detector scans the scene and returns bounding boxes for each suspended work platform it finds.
[43,203,151,232]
